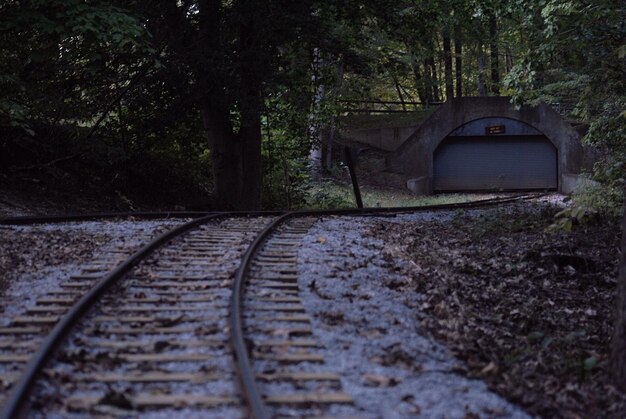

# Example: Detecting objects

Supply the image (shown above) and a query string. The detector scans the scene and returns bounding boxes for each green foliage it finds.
[303,180,354,209]
[262,154,310,210]
[583,98,626,201]
[0,0,623,210]
[549,173,622,232]
[0,0,151,132]
[549,203,598,232]
[572,176,624,217]
[261,96,312,210]
[503,0,625,215]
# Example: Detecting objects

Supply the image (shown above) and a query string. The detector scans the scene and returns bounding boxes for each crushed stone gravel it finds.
[0,220,182,324]
[298,213,530,418]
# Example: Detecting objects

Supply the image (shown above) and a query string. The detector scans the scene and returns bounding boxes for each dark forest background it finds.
[0,0,623,211]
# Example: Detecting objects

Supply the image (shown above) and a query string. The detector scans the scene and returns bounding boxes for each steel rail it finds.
[228,193,544,418]
[0,213,228,419]
[2,192,542,418]
[230,213,297,419]
[0,211,213,225]
[0,193,543,225]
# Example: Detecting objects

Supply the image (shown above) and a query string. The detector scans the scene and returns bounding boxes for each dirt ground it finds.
[369,202,625,418]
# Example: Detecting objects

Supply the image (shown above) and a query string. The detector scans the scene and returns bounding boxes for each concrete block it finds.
[561,174,579,194]
[407,177,430,195]
[561,173,599,194]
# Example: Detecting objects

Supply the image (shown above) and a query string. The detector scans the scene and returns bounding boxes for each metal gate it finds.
[433,135,558,191]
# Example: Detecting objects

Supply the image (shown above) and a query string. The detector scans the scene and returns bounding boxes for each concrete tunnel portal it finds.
[433,117,558,192]
[381,97,584,195]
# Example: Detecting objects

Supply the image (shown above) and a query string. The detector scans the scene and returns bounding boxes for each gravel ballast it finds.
[0,220,182,324]
[298,213,529,418]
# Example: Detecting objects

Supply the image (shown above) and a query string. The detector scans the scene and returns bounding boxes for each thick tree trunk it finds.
[198,0,264,210]
[443,28,454,100]
[454,27,463,97]
[488,11,500,95]
[202,107,241,209]
[238,108,262,210]
[611,189,626,390]
[236,0,263,210]
[238,66,263,210]
[198,0,246,209]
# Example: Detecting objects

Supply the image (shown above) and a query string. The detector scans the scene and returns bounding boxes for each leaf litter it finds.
[368,203,625,418]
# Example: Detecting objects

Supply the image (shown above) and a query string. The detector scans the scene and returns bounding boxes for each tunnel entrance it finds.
[433,118,558,191]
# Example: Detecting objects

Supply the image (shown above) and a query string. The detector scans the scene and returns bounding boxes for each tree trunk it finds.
[443,28,454,100]
[198,0,264,210]
[454,26,463,97]
[309,146,322,180]
[477,43,486,96]
[237,80,263,210]
[410,59,428,104]
[238,117,262,209]
[428,56,440,103]
[198,0,246,209]
[488,11,500,95]
[324,123,334,170]
[237,6,263,209]
[202,106,241,209]
[323,60,344,171]
[424,59,435,104]
[505,48,513,72]
[611,188,626,390]
[309,49,324,180]
[392,74,407,110]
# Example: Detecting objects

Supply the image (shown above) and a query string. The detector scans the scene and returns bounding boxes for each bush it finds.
[573,174,624,217]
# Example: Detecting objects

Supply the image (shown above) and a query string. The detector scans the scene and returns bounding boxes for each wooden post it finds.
[343,147,363,209]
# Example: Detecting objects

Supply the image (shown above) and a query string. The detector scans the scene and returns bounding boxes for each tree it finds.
[443,27,454,99]
[122,0,330,209]
[0,0,150,133]
[487,9,500,94]
[454,25,463,97]
[501,0,625,386]
[612,192,626,390]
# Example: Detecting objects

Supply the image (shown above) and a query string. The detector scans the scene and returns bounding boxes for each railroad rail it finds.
[0,211,212,225]
[0,193,544,418]
[0,193,538,226]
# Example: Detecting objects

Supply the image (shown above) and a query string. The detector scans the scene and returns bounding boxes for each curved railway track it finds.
[0,194,544,418]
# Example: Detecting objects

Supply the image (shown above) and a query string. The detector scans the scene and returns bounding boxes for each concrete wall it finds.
[386,97,584,194]
[341,125,420,152]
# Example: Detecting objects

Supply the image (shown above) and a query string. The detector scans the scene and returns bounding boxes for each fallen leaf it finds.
[362,373,400,387]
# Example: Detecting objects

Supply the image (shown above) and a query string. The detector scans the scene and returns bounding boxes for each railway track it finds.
[0,193,545,418]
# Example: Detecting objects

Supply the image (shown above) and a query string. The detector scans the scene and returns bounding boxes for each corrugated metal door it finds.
[433,136,557,191]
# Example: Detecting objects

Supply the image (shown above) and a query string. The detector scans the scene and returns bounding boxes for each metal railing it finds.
[338,99,443,114]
